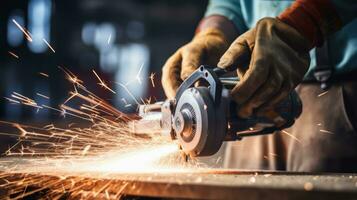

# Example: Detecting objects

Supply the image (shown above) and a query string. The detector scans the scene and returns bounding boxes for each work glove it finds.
[162,28,230,99]
[217,17,310,125]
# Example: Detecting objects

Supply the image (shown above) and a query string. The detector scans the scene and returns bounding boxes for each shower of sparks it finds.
[0,67,203,199]
[43,38,56,53]
[12,19,33,42]
[8,51,19,59]
[92,70,116,94]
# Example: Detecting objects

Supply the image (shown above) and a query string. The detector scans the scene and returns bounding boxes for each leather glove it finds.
[162,28,230,99]
[217,17,310,124]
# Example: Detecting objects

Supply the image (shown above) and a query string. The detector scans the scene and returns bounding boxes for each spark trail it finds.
[0,68,203,199]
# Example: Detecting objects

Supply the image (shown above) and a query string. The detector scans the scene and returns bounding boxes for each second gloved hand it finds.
[218,17,310,125]
[162,28,230,99]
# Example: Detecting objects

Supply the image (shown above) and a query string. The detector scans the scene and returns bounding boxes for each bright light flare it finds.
[96,144,180,173]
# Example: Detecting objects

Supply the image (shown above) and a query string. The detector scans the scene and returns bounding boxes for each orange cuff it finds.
[278,0,342,49]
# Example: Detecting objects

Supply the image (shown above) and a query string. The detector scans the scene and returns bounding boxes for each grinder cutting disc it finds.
[173,86,226,157]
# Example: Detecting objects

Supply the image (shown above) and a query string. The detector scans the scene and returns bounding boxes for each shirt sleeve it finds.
[330,0,357,25]
[204,0,247,34]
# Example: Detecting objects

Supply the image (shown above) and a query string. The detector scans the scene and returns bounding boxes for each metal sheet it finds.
[1,169,357,199]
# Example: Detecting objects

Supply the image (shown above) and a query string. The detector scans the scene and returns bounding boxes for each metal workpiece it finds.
[1,169,357,200]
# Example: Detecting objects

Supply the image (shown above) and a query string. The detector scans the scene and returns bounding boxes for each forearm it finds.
[196,15,239,43]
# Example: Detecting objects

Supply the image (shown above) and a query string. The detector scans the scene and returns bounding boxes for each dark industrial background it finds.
[0,0,208,152]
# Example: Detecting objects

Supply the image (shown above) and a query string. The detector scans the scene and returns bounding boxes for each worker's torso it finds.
[225,0,357,77]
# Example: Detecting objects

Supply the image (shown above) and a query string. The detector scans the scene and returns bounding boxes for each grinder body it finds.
[133,66,302,157]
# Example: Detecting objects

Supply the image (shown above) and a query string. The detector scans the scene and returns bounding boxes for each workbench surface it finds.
[1,157,357,199]
[1,169,357,199]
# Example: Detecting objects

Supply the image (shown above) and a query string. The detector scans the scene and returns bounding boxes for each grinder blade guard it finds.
[172,66,229,157]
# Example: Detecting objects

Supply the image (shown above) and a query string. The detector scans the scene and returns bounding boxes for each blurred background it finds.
[0,0,207,152]
[0,0,208,120]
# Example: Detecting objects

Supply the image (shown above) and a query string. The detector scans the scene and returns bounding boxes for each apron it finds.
[223,82,357,172]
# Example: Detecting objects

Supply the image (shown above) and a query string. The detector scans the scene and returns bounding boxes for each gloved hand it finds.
[162,28,230,99]
[217,17,310,125]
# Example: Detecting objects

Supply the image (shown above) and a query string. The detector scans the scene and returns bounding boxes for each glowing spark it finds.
[135,63,144,85]
[215,156,222,164]
[14,124,27,137]
[121,98,128,105]
[5,140,21,156]
[107,34,112,44]
[105,190,110,199]
[269,153,278,157]
[264,153,278,160]
[39,72,49,78]
[145,97,152,104]
[282,130,301,144]
[149,72,156,87]
[8,92,42,109]
[140,97,147,105]
[59,66,83,85]
[12,19,33,42]
[8,51,19,59]
[317,91,329,97]
[4,97,20,104]
[81,145,91,156]
[42,38,56,53]
[92,70,116,94]
[117,83,140,105]
[36,93,50,99]
[320,129,334,134]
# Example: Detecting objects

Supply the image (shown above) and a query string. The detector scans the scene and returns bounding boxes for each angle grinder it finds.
[130,65,302,158]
